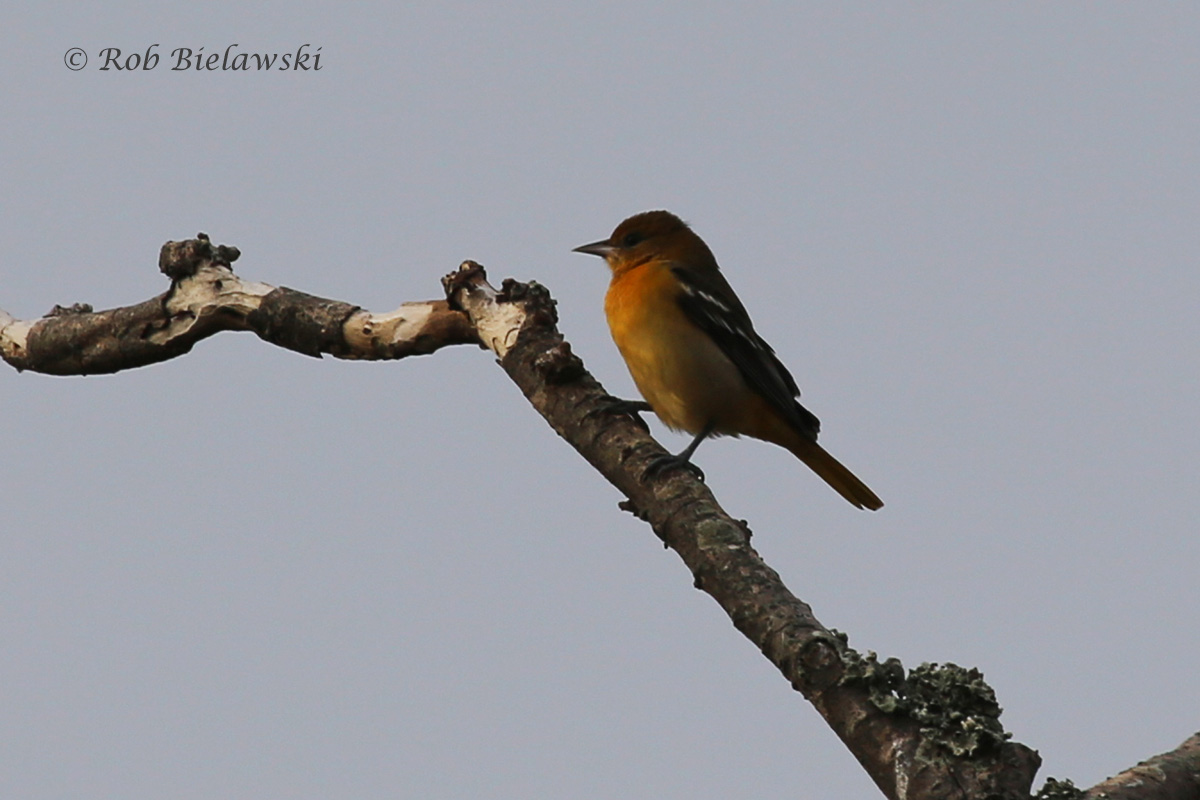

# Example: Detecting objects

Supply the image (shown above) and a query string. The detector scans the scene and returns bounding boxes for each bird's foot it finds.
[584,395,653,432]
[642,452,705,483]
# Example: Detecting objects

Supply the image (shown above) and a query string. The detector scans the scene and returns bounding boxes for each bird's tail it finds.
[787,437,883,510]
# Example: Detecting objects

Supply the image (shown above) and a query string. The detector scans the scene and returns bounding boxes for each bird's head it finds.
[574,210,716,276]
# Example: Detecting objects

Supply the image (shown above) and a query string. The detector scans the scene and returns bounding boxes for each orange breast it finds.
[604,263,751,435]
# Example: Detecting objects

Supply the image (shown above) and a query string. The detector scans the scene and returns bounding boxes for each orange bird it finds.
[574,210,882,510]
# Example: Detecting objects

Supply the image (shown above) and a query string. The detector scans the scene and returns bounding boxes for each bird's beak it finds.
[572,239,615,258]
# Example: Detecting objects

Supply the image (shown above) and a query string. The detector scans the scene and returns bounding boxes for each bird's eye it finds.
[620,231,645,247]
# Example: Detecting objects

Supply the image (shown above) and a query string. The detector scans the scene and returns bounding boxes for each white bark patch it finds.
[0,310,34,360]
[368,302,436,345]
[151,265,275,344]
[389,303,435,343]
[471,299,526,358]
[341,302,440,357]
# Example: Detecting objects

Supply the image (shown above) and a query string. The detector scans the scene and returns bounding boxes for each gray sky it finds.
[2,3,1197,798]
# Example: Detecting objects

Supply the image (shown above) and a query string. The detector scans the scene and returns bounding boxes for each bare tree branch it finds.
[6,234,1194,800]
[441,262,1042,800]
[0,233,477,375]
[1083,732,1200,800]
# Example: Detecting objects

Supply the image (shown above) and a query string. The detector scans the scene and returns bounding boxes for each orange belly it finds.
[605,265,753,436]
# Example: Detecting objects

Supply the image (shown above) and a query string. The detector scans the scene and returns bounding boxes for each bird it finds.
[573,210,882,510]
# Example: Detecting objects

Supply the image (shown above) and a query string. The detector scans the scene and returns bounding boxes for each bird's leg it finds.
[584,394,653,432]
[642,422,715,482]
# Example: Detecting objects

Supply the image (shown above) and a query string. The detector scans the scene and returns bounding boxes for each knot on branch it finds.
[159,233,241,281]
[1034,777,1084,799]
[46,302,94,317]
[840,648,1011,757]
[500,278,557,326]
[442,262,548,360]
[441,260,488,311]
[533,340,585,384]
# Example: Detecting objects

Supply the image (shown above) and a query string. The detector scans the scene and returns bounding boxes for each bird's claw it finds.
[584,395,652,432]
[642,452,705,483]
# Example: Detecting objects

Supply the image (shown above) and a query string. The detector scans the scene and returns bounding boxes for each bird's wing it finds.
[671,265,820,440]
